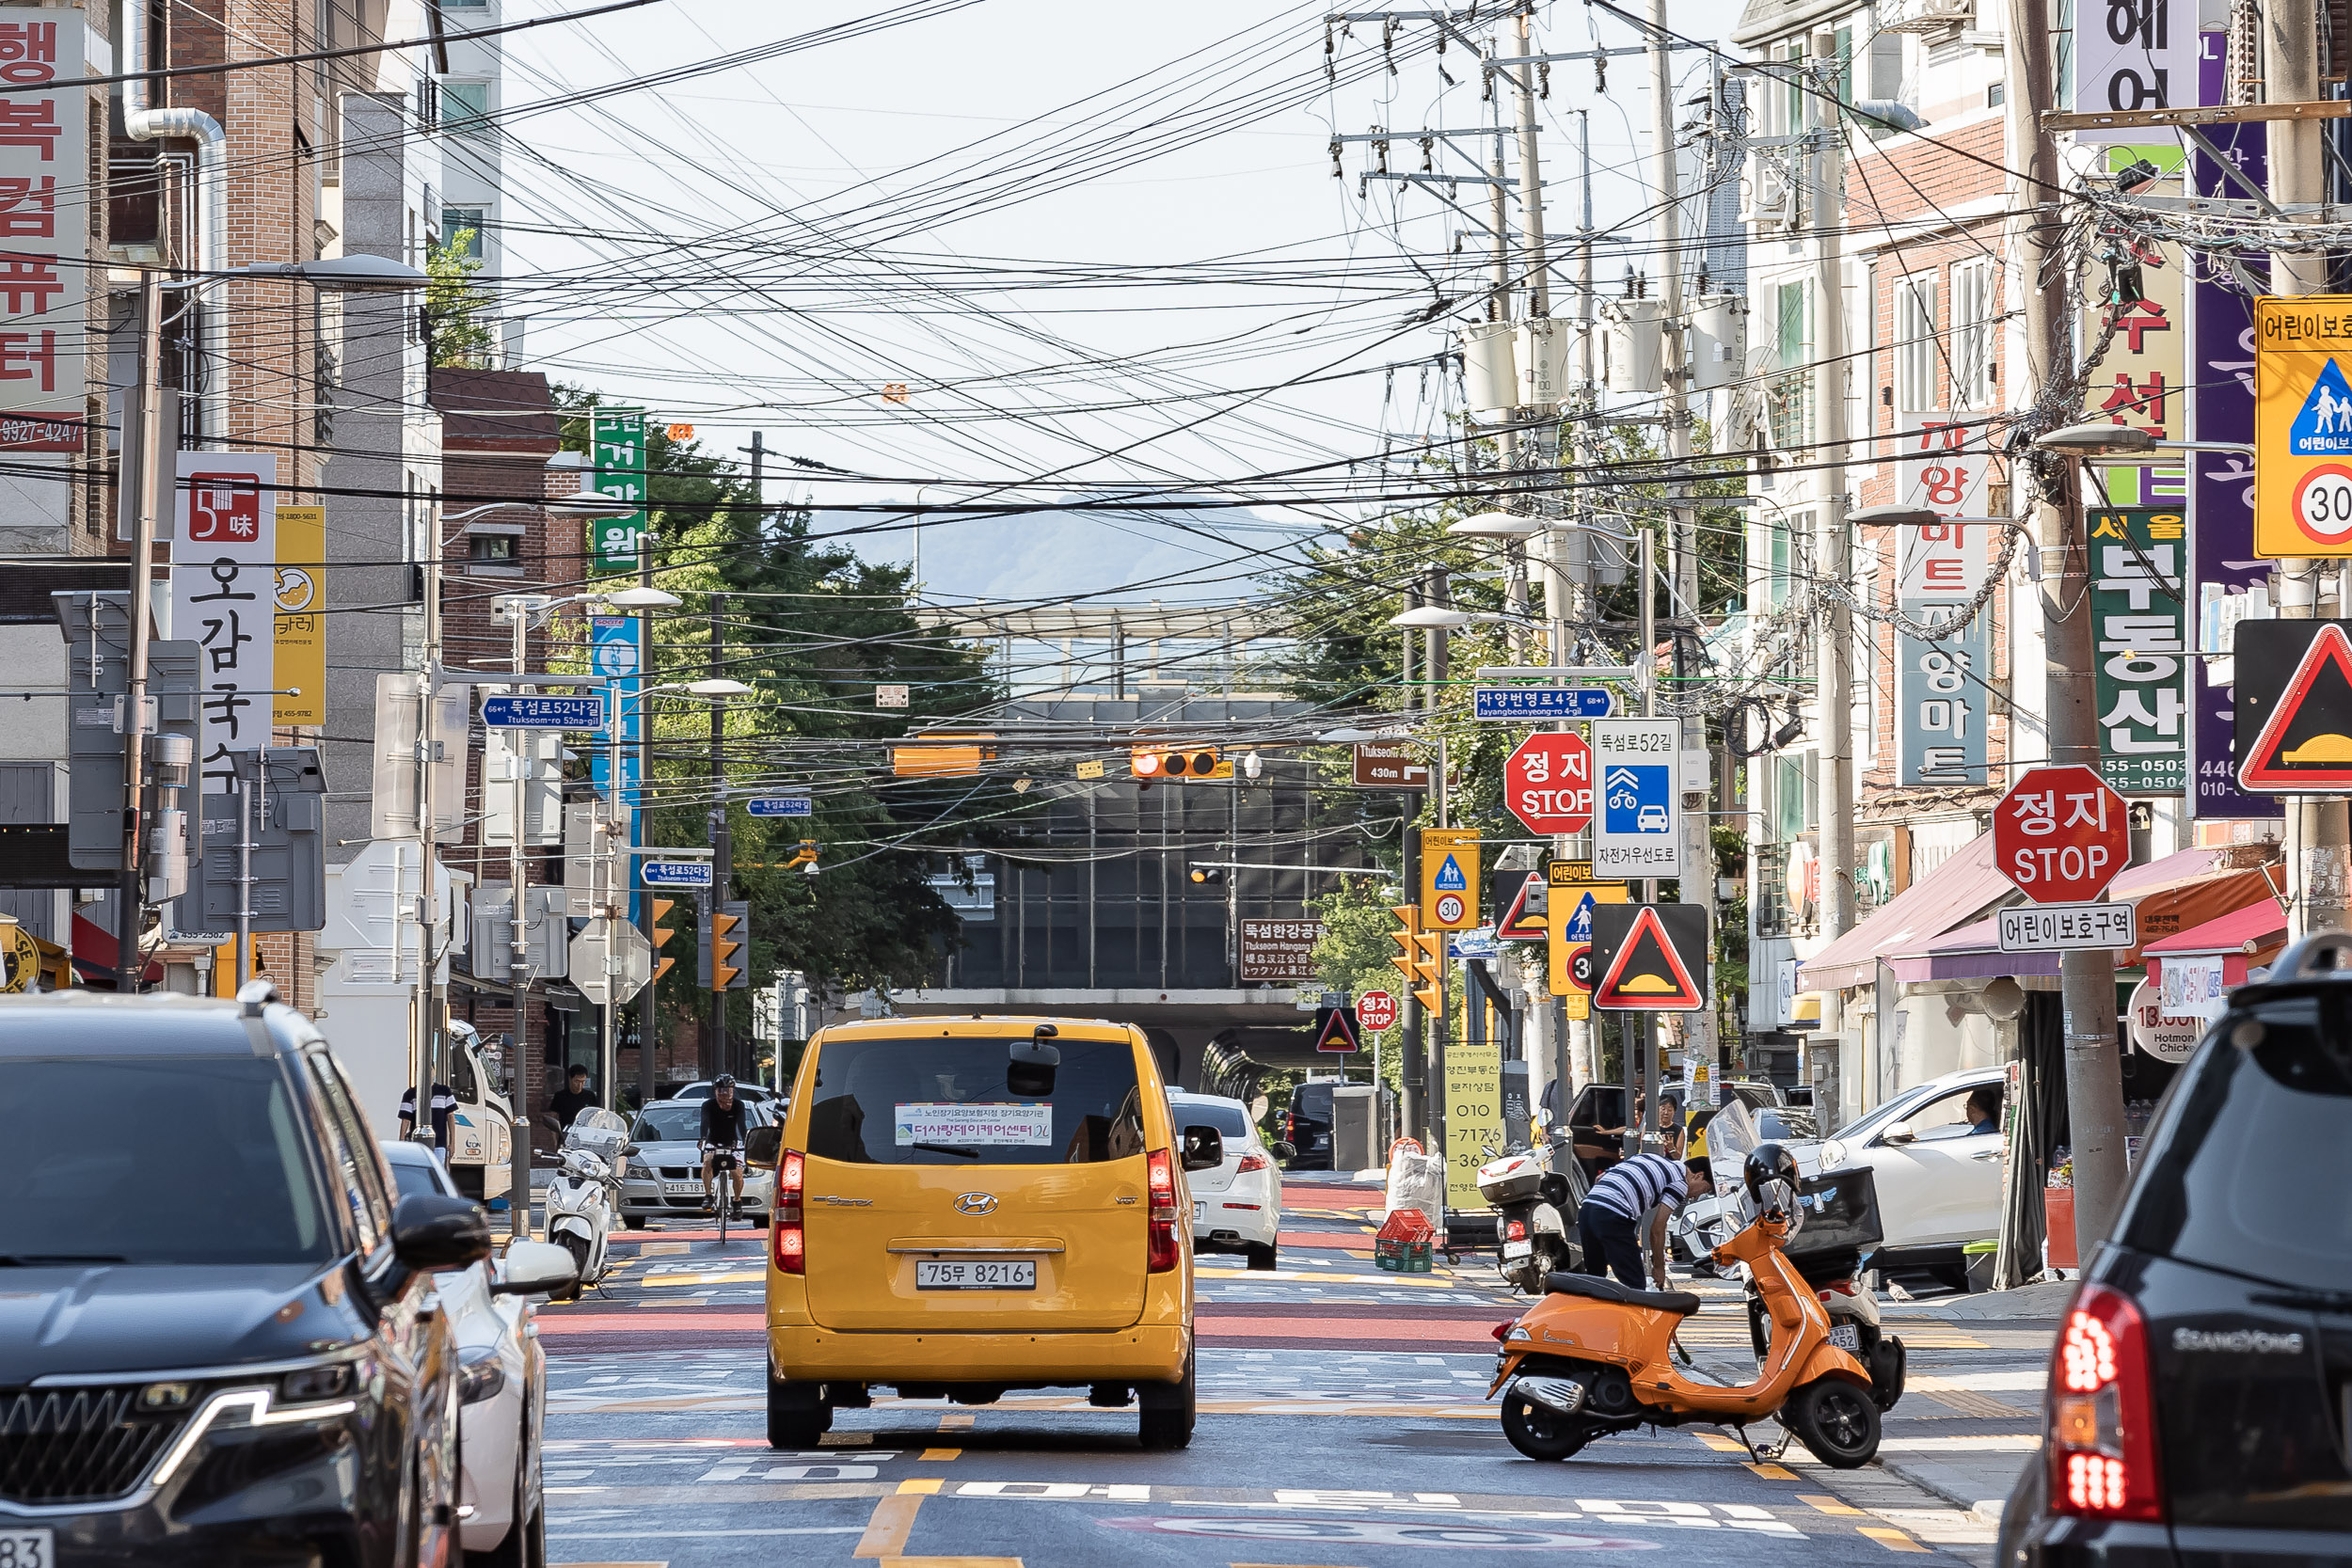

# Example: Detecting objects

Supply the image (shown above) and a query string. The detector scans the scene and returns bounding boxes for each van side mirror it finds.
[1181,1124,1224,1171]
[745,1125,782,1169]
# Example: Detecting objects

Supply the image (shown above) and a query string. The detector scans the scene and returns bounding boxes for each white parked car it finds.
[382,1141,574,1565]
[1794,1065,2010,1290]
[1170,1090,1282,1270]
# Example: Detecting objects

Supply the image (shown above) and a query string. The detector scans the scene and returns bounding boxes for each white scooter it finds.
[1477,1137,1585,1294]
[545,1108,632,1300]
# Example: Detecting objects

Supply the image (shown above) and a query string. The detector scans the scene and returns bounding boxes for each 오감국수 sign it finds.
[171,454,278,792]
[2088,508,2187,795]
[895,1103,1053,1148]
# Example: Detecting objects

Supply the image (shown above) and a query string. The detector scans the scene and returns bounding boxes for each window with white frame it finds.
[1893,271,1940,412]
[1950,257,1997,408]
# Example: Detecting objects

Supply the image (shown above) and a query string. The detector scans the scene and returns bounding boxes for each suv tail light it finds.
[772,1150,805,1275]
[1235,1152,1269,1174]
[2047,1282,2163,1521]
[1147,1148,1179,1272]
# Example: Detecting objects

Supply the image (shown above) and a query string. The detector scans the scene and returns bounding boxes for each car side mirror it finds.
[1181,1124,1224,1171]
[1882,1120,1917,1145]
[1270,1140,1296,1163]
[622,1143,643,1157]
[745,1125,783,1169]
[390,1193,492,1273]
[491,1238,580,1297]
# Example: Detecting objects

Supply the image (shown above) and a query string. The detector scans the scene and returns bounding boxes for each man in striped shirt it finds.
[1576,1126,1710,1289]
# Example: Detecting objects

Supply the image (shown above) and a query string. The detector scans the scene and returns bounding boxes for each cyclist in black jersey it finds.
[700,1075,749,1216]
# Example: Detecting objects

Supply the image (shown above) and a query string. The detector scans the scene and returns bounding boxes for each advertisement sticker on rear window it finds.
[895,1102,1053,1147]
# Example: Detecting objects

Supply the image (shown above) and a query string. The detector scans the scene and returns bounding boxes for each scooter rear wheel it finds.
[1502,1388,1595,1461]
[1784,1377,1881,1468]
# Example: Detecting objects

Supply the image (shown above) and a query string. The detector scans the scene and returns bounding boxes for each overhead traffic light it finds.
[649,897,679,983]
[701,899,749,990]
[1131,746,1232,784]
[1387,903,1421,990]
[1408,931,1445,1014]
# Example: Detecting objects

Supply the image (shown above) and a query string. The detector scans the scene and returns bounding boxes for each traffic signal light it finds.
[1409,931,1445,1014]
[708,908,742,990]
[1388,903,1421,990]
[786,838,819,874]
[1131,746,1232,783]
[649,897,678,983]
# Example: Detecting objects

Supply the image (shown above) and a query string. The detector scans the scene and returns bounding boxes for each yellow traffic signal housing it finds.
[1408,930,1445,1013]
[1130,745,1232,783]
[708,909,743,991]
[649,897,678,983]
[1386,905,1435,1007]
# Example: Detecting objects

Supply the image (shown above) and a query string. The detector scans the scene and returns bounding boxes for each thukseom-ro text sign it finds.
[483,694,607,730]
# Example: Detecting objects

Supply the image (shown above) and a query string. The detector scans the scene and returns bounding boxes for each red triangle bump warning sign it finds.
[2240,624,2352,790]
[1593,906,1706,1011]
[1495,873,1548,941]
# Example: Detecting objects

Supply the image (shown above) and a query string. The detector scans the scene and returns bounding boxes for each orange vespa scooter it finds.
[1484,1146,1883,1467]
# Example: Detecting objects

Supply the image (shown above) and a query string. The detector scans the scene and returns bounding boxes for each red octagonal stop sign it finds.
[1993,765,2127,904]
[1503,731,1592,835]
[1355,990,1398,1032]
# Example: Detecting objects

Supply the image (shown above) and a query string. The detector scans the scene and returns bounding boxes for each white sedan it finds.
[1170,1090,1282,1270]
[1787,1065,2010,1289]
[383,1140,576,1565]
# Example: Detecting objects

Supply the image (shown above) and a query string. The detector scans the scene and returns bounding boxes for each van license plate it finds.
[915,1259,1036,1291]
[1828,1323,1861,1352]
[0,1530,53,1567]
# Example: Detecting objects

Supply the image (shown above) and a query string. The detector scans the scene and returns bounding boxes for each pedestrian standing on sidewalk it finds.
[1577,1124,1691,1291]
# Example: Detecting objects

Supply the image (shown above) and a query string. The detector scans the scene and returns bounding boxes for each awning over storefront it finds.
[1795,833,2011,992]
[1890,847,2281,982]
[2142,895,2288,989]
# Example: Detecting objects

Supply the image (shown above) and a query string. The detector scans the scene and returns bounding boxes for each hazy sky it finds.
[501,0,1747,602]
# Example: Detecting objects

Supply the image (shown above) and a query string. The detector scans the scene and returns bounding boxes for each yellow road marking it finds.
[1696,1434,1747,1453]
[856,1494,925,1558]
[1800,1495,1866,1516]
[1857,1526,1931,1553]
[1744,1463,1800,1481]
[641,1270,766,1287]
[938,1414,976,1430]
[921,1448,961,1461]
[897,1479,945,1495]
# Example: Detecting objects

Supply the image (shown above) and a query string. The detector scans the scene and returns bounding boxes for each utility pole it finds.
[1807,32,1856,1103]
[2006,0,2129,1252]
[505,598,535,1239]
[117,272,166,990]
[1652,0,1718,1088]
[416,522,447,1135]
[2269,0,2349,936]
[634,533,659,1114]
[708,591,732,1078]
[1504,8,1553,659]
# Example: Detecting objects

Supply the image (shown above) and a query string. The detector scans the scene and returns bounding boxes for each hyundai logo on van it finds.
[954,1193,998,1215]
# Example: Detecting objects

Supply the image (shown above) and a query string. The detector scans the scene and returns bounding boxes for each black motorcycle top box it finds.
[1787,1165,1884,1259]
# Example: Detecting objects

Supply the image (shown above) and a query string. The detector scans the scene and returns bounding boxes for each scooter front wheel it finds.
[554,1232,593,1302]
[1502,1388,1596,1461]
[1784,1377,1882,1468]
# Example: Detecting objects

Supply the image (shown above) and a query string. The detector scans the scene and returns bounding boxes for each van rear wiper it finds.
[911,1143,982,1160]
[0,1253,129,1265]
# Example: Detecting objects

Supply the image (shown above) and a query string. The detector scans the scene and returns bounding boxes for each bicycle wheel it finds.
[717,1168,731,1244]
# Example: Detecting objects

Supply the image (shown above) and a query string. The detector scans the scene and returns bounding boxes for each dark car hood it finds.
[0,1261,368,1385]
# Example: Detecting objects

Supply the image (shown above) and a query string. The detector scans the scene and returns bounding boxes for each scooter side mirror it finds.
[1881,1120,1917,1145]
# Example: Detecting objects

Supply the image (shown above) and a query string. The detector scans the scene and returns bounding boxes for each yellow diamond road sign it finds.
[2256,297,2352,558]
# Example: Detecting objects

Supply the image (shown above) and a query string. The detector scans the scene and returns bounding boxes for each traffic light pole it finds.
[708,592,730,1078]
[116,271,166,991]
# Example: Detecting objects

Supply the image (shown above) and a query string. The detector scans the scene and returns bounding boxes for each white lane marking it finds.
[954,1481,1152,1500]
[550,1527,866,1539]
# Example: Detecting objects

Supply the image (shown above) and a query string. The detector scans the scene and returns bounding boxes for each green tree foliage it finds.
[426,231,496,370]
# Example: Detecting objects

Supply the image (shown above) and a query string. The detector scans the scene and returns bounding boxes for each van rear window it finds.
[2119,995,2352,1291]
[804,1036,1146,1166]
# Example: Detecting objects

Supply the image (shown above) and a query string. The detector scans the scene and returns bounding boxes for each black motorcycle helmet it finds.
[1743,1141,1801,1206]
[713,1073,736,1091]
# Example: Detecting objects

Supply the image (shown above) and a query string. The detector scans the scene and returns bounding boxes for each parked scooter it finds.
[1486,1143,1883,1468]
[545,1108,632,1300]
[1477,1136,1587,1294]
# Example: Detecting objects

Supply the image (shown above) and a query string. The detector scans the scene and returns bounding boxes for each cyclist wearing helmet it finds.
[700,1074,749,1216]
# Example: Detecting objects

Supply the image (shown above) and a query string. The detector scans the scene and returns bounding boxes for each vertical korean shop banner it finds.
[1895,418,1993,786]
[2089,507,2187,795]
[171,455,278,791]
[272,506,325,726]
[2186,34,2280,818]
[589,408,647,573]
[0,13,87,533]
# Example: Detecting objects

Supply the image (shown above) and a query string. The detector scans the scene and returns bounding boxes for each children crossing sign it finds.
[2255,299,2352,556]
[1419,828,1479,931]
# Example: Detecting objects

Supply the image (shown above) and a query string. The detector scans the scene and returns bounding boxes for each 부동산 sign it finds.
[2088,508,2187,795]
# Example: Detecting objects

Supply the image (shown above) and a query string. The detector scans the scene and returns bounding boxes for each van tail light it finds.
[1235,1152,1269,1174]
[2046,1282,2163,1522]
[1147,1148,1179,1273]
[772,1150,805,1275]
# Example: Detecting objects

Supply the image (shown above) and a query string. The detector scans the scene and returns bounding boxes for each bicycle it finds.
[705,1143,741,1244]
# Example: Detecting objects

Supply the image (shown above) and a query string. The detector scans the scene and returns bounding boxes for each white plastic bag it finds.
[1383,1148,1447,1234]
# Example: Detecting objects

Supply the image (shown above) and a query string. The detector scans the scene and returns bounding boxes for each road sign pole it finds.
[1401,824,1423,1143]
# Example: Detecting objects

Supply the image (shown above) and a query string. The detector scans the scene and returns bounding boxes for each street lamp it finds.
[1446,510,1544,539]
[1389,605,1473,630]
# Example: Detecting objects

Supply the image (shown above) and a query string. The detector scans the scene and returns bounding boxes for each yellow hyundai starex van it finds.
[764,1017,1224,1449]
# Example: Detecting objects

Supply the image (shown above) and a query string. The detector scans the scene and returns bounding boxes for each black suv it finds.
[0,985,492,1565]
[2000,934,2352,1567]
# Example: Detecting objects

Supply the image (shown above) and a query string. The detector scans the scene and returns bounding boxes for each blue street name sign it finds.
[1471,686,1613,721]
[744,796,814,817]
[640,861,714,889]
[483,693,607,729]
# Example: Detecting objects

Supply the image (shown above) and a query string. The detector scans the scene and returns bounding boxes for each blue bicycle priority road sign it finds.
[2292,357,2352,456]
[639,861,714,889]
[1602,764,1673,834]
[482,693,606,729]
[1470,686,1614,721]
[1432,853,1469,892]
[744,797,814,817]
